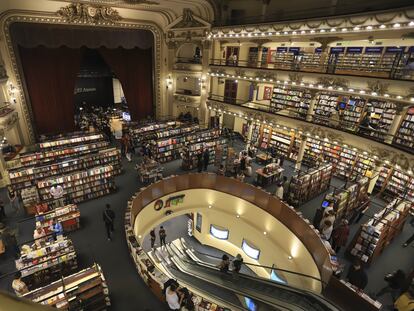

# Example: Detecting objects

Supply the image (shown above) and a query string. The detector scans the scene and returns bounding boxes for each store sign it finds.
[276,47,288,52]
[346,47,363,53]
[385,46,406,53]
[365,47,384,54]
[330,47,345,54]
[408,46,414,53]
[315,48,322,53]
[74,87,97,94]
[154,194,185,211]
[288,47,300,54]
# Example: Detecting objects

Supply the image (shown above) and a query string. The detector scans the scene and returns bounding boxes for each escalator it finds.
[165,238,341,311]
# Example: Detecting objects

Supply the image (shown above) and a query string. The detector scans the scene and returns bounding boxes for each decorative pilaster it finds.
[295,135,308,170]
[385,105,408,144]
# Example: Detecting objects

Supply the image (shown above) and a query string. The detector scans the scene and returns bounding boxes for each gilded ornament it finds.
[57,3,121,24]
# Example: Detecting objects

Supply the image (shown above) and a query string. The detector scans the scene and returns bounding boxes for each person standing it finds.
[320,220,334,240]
[166,283,183,311]
[275,182,284,200]
[312,207,324,230]
[103,204,115,241]
[282,176,289,200]
[49,182,64,207]
[0,200,6,221]
[12,272,29,296]
[376,270,407,301]
[159,226,167,247]
[33,226,46,248]
[7,187,19,214]
[150,228,156,249]
[232,254,243,275]
[217,254,230,274]
[331,219,350,253]
[346,261,368,290]
[203,148,210,171]
[197,150,203,173]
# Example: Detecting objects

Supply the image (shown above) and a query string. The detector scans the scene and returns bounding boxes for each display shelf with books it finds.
[335,52,363,72]
[267,50,295,69]
[340,96,366,131]
[181,136,228,170]
[251,123,260,146]
[375,163,393,191]
[351,153,375,179]
[302,137,323,167]
[267,128,294,157]
[151,124,202,163]
[270,86,311,119]
[9,148,121,191]
[382,169,414,203]
[289,135,302,161]
[394,106,414,150]
[35,204,80,233]
[287,163,332,207]
[299,52,322,72]
[38,133,104,151]
[259,126,271,149]
[365,100,397,140]
[23,264,110,310]
[335,147,357,179]
[20,186,40,215]
[19,140,110,168]
[36,164,118,203]
[313,93,340,123]
[17,236,78,289]
[321,141,342,167]
[348,199,411,264]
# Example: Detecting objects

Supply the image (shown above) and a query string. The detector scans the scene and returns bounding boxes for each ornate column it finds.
[312,37,342,71]
[200,40,211,125]
[295,135,308,170]
[306,90,319,122]
[251,81,258,102]
[246,120,254,148]
[166,41,177,118]
[261,0,272,21]
[385,105,407,144]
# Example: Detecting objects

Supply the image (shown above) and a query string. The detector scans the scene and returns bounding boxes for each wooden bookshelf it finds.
[270,86,311,119]
[394,106,414,150]
[348,199,411,264]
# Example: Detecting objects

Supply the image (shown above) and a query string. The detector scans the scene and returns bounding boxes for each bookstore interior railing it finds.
[207,94,413,154]
[176,56,202,64]
[209,53,414,81]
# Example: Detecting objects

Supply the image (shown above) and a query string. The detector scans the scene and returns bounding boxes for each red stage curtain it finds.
[99,47,154,121]
[19,47,81,135]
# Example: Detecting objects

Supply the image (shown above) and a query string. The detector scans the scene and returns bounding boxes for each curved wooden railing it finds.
[129,173,333,284]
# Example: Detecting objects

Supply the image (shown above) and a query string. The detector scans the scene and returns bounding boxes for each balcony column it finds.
[306,90,319,122]
[251,81,258,102]
[295,135,308,170]
[200,40,211,125]
[312,37,342,71]
[385,105,407,144]
[246,120,254,148]
[261,0,272,21]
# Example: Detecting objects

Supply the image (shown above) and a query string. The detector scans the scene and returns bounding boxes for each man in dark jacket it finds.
[103,204,115,241]
[346,261,368,290]
[197,150,203,173]
[203,148,210,171]
[376,269,406,301]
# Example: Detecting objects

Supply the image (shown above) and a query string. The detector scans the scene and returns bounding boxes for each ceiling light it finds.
[208,205,212,208]
[284,31,288,35]
[379,24,386,29]
[310,30,315,33]
[348,88,354,92]
[397,95,402,99]
[384,93,390,97]
[276,32,280,35]
[338,87,343,91]
[292,31,297,35]
[353,26,360,31]
[301,30,306,34]
[366,26,373,30]
[138,235,142,239]
[288,255,293,260]
[371,92,377,96]
[409,21,414,26]
[320,29,326,33]
[268,32,273,35]
[263,231,267,235]
[393,23,401,28]
[330,28,336,32]
[342,28,347,32]
[359,90,365,94]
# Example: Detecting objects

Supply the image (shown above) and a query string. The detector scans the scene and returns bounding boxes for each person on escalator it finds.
[232,254,244,275]
[217,254,230,274]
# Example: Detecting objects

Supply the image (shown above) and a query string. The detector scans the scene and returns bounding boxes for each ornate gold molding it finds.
[1,12,163,142]
[57,3,121,24]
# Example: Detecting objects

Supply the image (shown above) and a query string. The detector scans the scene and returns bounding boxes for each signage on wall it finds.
[385,46,406,53]
[74,87,97,94]
[276,47,288,52]
[330,47,345,54]
[346,47,363,53]
[365,47,384,54]
[315,48,322,53]
[154,194,185,211]
[288,47,300,54]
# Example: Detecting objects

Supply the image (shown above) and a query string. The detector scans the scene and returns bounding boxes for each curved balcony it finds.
[209,56,414,82]
[207,94,413,155]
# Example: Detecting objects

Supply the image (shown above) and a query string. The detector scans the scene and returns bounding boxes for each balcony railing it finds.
[208,94,412,154]
[209,57,414,81]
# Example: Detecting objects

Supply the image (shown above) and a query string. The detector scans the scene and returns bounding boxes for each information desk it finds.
[256,164,284,186]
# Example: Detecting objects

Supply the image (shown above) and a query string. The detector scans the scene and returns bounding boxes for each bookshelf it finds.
[349,199,411,264]
[268,49,296,69]
[270,86,311,119]
[375,163,393,191]
[341,96,366,131]
[9,148,121,191]
[38,133,104,151]
[17,236,78,288]
[314,93,339,123]
[303,137,323,167]
[35,204,80,233]
[394,106,414,150]
[336,147,357,179]
[256,125,297,160]
[36,164,118,203]
[23,264,110,310]
[287,163,332,206]
[128,121,179,147]
[351,153,374,179]
[382,169,414,203]
[365,100,397,140]
[251,123,260,146]
[300,52,322,71]
[247,47,259,66]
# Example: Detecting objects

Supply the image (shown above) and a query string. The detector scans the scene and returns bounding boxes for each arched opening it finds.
[176,43,202,63]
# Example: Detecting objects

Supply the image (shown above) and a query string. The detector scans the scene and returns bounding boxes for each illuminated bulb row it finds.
[208,21,414,39]
[207,72,413,102]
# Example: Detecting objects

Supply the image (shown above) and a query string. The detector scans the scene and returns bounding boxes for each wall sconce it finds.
[7,81,18,104]
[166,75,173,89]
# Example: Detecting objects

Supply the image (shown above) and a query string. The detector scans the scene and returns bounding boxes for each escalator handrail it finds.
[166,244,301,311]
[180,239,326,286]
[176,240,340,311]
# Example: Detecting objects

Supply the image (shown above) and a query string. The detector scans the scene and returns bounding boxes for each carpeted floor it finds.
[0,137,413,310]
